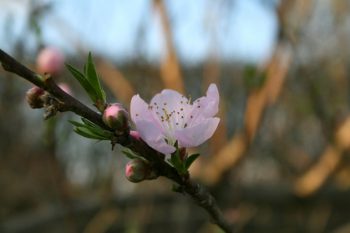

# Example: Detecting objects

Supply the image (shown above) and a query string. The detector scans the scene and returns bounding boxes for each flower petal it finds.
[130,94,152,123]
[186,84,219,126]
[205,83,220,116]
[150,89,190,113]
[174,117,220,148]
[134,119,176,154]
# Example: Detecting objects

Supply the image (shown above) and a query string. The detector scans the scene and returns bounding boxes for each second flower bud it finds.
[102,103,129,131]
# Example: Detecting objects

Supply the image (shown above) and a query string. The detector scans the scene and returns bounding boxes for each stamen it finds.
[187,95,192,104]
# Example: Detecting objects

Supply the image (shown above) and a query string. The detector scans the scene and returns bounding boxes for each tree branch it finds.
[0,48,233,233]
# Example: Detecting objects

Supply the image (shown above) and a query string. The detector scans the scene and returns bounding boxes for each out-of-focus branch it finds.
[0,49,233,233]
[195,43,292,185]
[96,59,135,105]
[294,117,350,196]
[153,0,184,93]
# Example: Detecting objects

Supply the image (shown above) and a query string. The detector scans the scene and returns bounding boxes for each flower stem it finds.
[0,48,233,233]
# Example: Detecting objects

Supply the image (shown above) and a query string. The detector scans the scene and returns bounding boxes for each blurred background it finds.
[1,0,350,232]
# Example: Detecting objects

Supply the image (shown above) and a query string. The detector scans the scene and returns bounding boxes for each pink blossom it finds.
[130,84,220,154]
[36,47,64,74]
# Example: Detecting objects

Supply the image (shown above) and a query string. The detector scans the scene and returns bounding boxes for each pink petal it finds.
[130,94,152,122]
[150,89,189,113]
[134,119,176,154]
[174,117,220,148]
[186,84,219,126]
[199,83,219,117]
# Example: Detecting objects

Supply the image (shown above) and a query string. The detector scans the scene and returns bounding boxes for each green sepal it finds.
[168,142,187,175]
[185,153,200,169]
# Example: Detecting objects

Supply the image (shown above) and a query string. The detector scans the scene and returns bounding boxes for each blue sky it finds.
[0,0,279,64]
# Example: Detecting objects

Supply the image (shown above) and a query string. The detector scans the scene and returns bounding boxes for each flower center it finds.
[149,95,200,144]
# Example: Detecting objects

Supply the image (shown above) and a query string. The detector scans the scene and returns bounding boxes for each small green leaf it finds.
[85,52,106,104]
[185,153,200,169]
[74,127,106,140]
[66,64,98,102]
[69,120,85,128]
[84,124,112,139]
[121,148,141,160]
[70,119,113,140]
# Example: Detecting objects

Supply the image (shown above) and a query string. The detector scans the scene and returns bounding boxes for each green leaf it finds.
[85,52,106,104]
[69,120,85,128]
[121,148,141,160]
[185,153,200,169]
[70,119,113,140]
[74,127,106,140]
[66,63,98,102]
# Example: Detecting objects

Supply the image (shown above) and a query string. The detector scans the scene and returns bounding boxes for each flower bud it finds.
[26,86,45,109]
[36,47,64,74]
[130,130,141,140]
[58,82,72,95]
[102,103,129,130]
[125,159,149,183]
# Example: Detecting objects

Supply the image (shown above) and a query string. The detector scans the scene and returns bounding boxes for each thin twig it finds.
[0,48,233,233]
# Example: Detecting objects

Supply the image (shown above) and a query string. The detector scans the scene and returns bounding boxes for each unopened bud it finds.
[102,103,129,130]
[130,130,141,140]
[125,159,149,183]
[58,82,72,95]
[36,47,64,75]
[26,86,45,108]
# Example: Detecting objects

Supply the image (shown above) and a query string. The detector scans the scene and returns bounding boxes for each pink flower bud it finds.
[26,86,45,109]
[58,82,72,95]
[130,130,141,140]
[36,47,64,75]
[125,159,149,183]
[102,103,129,130]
